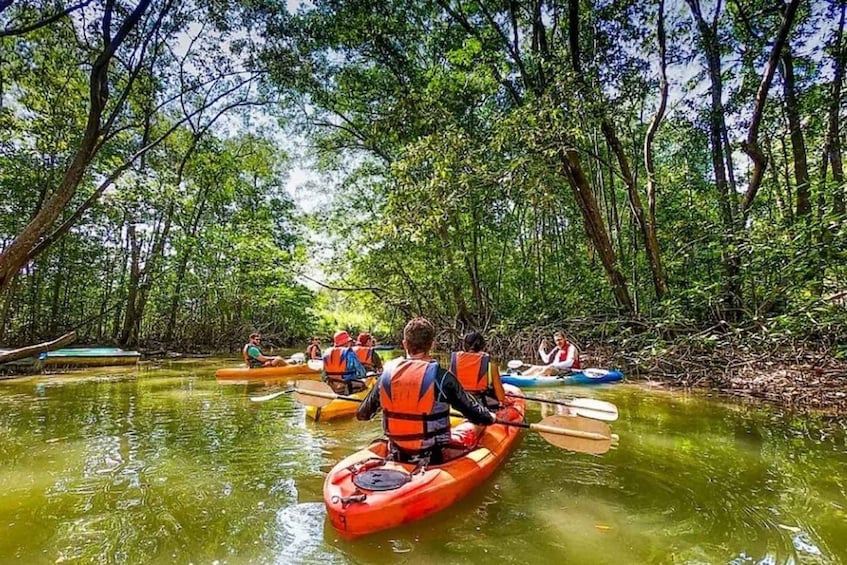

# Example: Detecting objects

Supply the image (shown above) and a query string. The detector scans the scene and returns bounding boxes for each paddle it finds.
[249,388,295,402]
[249,372,377,403]
[497,415,612,454]
[506,392,618,422]
[291,381,613,454]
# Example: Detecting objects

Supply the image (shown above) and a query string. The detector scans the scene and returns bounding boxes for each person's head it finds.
[249,332,261,344]
[403,317,435,355]
[553,331,567,347]
[357,332,372,347]
[462,331,485,353]
[311,336,321,345]
[333,330,353,347]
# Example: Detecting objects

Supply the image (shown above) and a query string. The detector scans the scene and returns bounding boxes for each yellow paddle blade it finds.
[530,415,612,454]
[293,380,338,408]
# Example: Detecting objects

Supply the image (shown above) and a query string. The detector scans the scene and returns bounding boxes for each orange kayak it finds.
[323,384,526,537]
[215,359,322,380]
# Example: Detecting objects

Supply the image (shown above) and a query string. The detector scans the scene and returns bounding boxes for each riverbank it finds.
[593,344,847,413]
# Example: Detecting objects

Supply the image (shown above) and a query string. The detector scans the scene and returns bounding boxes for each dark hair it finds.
[404,317,435,354]
[462,332,485,353]
[250,333,260,340]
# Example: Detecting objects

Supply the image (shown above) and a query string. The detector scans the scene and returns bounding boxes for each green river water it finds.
[1,357,845,564]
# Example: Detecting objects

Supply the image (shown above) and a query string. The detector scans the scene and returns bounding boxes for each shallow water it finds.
[0,358,845,564]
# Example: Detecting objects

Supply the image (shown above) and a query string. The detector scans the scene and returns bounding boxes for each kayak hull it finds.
[305,378,375,421]
[43,348,140,367]
[215,359,322,380]
[324,384,526,538]
[500,368,624,388]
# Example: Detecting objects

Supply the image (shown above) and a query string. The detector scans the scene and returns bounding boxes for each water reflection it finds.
[0,361,845,563]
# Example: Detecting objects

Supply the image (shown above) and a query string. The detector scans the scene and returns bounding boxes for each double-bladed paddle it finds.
[506,392,618,421]
[286,380,614,455]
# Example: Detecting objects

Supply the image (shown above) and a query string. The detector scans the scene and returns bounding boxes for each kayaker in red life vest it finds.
[450,331,506,409]
[522,331,581,376]
[322,330,368,394]
[306,336,322,360]
[353,332,383,373]
[243,333,289,368]
[356,317,497,464]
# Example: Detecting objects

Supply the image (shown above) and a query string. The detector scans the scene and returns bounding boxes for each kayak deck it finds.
[324,384,526,538]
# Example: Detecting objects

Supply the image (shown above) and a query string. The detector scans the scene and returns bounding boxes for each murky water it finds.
[1,358,845,564]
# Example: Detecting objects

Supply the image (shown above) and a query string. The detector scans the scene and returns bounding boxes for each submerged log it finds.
[0,331,77,364]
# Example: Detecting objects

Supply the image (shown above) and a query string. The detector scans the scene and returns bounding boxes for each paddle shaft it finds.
[295,387,468,418]
[496,418,609,441]
[505,392,616,415]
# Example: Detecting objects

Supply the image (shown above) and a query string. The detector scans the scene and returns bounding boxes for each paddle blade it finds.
[531,415,612,454]
[506,359,524,370]
[293,380,337,407]
[567,398,619,422]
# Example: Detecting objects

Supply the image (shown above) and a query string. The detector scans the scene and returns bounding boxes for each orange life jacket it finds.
[243,344,263,368]
[379,359,451,455]
[352,346,374,369]
[449,351,490,393]
[323,347,359,381]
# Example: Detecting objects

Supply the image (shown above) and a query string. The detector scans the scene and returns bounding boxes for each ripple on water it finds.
[270,502,343,564]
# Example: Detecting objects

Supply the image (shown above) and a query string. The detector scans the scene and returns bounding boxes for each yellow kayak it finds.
[305,377,375,422]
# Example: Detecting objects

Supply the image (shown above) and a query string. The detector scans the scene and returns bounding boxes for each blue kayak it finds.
[500,368,624,388]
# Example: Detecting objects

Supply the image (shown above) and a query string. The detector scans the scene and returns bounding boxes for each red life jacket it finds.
[323,347,357,381]
[352,346,374,369]
[379,359,451,455]
[449,351,489,393]
[243,344,263,368]
[549,343,581,369]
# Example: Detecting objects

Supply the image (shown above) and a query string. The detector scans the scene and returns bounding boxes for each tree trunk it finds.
[0,331,76,364]
[779,46,811,219]
[824,0,847,217]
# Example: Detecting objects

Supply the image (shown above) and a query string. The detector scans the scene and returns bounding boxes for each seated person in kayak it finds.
[322,330,368,394]
[353,332,383,373]
[450,331,506,409]
[357,317,497,465]
[522,331,581,376]
[306,336,322,360]
[244,333,289,368]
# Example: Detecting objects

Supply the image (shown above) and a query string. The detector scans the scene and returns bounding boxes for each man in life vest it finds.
[322,330,367,394]
[352,332,383,373]
[522,331,581,376]
[357,317,497,464]
[306,336,322,360]
[449,331,506,409]
[243,333,289,368]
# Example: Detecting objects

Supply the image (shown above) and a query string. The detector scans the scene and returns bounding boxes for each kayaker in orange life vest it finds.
[356,317,497,464]
[450,331,506,409]
[322,330,367,394]
[306,336,322,360]
[243,333,289,368]
[352,332,383,373]
[522,331,581,376]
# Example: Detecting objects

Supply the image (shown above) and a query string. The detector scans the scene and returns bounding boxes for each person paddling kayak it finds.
[522,331,581,376]
[243,333,289,368]
[357,317,497,464]
[352,332,383,373]
[449,331,506,409]
[323,330,367,394]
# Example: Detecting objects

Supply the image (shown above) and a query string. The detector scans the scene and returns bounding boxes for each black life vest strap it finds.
[382,408,450,422]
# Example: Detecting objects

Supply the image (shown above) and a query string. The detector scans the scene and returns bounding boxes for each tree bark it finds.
[778,44,810,219]
[824,0,847,217]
